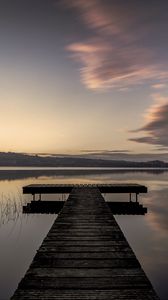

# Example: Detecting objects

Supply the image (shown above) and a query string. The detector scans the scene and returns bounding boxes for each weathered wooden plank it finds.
[36,251,135,259]
[49,225,120,230]
[26,267,144,277]
[46,233,124,238]
[48,227,121,232]
[42,240,129,246]
[18,276,150,289]
[39,245,133,252]
[31,258,140,268]
[42,235,125,240]
[47,228,121,233]
[10,289,159,300]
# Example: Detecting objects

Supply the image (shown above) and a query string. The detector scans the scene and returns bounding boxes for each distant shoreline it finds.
[0,152,168,168]
[0,166,168,170]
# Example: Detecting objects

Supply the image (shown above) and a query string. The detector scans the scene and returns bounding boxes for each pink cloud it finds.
[63,0,121,35]
[151,83,167,89]
[130,94,168,148]
[67,40,168,90]
[63,0,168,90]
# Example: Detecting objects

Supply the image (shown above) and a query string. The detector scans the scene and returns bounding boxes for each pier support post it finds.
[129,193,132,202]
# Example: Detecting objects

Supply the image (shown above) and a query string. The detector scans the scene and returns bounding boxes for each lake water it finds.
[0,168,168,300]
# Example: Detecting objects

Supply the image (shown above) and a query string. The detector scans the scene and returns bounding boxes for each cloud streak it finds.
[80,149,131,154]
[130,94,168,148]
[63,0,168,90]
[63,0,121,36]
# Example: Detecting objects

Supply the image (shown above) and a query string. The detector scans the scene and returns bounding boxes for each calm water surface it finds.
[0,168,168,300]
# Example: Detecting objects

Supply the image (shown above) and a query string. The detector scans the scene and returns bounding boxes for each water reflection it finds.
[23,199,147,215]
[0,167,167,181]
[0,169,167,300]
[145,188,168,233]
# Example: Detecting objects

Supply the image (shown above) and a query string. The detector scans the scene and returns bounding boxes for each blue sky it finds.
[1,0,168,159]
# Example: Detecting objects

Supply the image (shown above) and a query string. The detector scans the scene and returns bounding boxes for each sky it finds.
[1,0,168,160]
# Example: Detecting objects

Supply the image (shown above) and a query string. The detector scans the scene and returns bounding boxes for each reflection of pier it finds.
[11,184,159,300]
[23,201,147,215]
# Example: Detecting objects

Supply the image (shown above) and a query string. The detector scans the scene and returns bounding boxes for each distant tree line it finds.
[0,152,168,168]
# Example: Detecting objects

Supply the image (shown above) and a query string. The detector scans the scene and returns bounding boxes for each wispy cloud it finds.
[130,94,168,148]
[63,0,121,36]
[67,40,168,90]
[80,149,168,162]
[63,0,168,90]
[151,83,167,90]
[80,149,131,154]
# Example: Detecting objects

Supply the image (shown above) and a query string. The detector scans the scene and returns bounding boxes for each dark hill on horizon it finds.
[0,152,168,168]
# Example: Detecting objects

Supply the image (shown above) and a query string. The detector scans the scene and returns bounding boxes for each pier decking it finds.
[23,183,147,195]
[11,186,159,300]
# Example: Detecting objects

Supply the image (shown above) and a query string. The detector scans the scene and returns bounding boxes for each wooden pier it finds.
[23,183,147,200]
[11,186,159,300]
